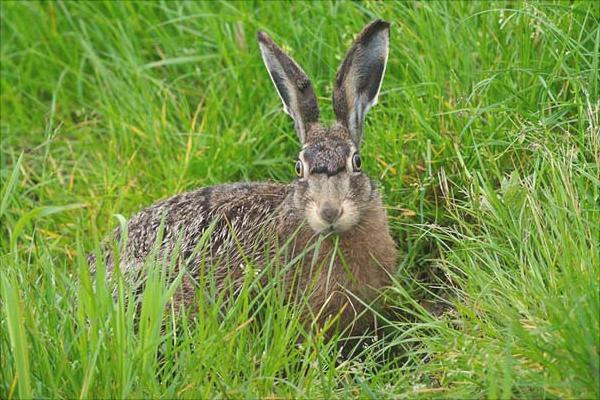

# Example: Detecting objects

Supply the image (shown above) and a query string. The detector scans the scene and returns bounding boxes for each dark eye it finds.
[352,153,362,171]
[295,160,304,177]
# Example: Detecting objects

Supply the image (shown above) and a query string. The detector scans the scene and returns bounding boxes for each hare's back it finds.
[93,182,289,272]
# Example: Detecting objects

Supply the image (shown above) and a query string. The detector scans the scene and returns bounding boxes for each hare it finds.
[90,19,397,336]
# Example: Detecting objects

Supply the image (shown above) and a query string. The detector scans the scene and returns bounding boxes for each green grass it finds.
[1,1,599,398]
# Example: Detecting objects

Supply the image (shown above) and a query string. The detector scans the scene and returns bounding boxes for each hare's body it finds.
[92,20,397,335]
[93,180,396,332]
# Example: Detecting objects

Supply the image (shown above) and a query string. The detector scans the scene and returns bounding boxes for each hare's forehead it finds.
[300,140,355,176]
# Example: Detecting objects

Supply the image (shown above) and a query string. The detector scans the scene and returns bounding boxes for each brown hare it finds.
[90,19,397,337]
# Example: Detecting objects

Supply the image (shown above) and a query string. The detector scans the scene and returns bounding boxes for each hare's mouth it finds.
[310,222,352,235]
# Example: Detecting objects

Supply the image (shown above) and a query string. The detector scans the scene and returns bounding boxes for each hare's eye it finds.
[295,160,304,177]
[352,153,362,172]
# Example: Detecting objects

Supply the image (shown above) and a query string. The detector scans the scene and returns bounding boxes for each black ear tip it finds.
[256,30,270,43]
[356,19,390,44]
[370,19,391,31]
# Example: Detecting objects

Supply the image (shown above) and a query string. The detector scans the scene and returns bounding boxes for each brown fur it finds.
[279,194,396,337]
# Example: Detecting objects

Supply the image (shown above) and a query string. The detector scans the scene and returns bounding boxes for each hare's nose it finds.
[320,203,342,224]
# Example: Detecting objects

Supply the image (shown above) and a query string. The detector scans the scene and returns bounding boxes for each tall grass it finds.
[1,1,598,398]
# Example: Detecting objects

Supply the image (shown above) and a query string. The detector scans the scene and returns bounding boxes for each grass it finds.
[1,0,598,398]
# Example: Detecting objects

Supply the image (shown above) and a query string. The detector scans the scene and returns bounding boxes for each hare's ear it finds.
[257,31,319,144]
[333,20,390,145]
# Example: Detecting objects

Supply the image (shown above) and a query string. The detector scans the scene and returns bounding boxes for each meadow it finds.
[1,1,598,398]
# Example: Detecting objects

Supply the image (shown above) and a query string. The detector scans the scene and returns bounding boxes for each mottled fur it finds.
[90,20,396,336]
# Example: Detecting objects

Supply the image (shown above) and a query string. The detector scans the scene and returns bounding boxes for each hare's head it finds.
[258,20,390,234]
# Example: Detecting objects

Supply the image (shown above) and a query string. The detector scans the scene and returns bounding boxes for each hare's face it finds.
[291,125,373,234]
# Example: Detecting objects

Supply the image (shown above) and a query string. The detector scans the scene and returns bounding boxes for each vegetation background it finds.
[1,1,598,398]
